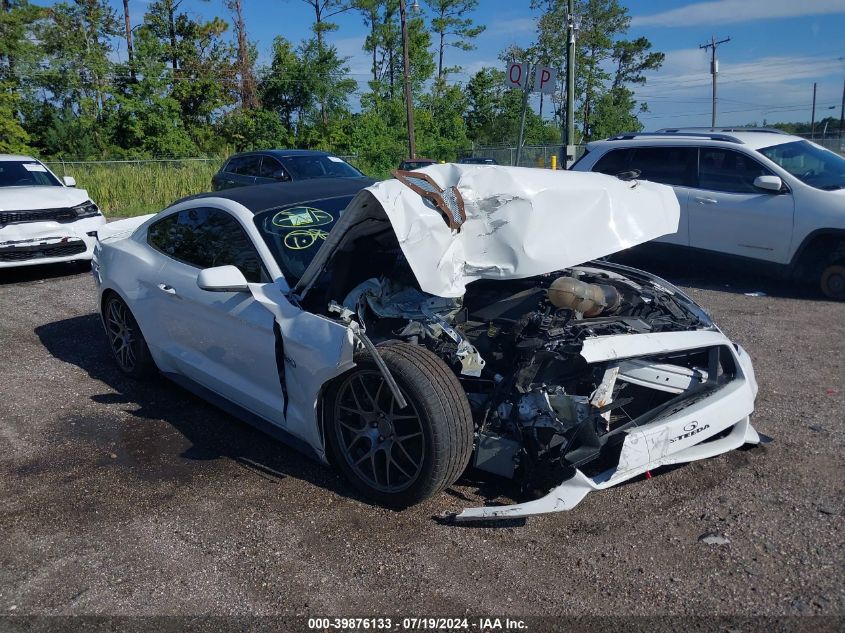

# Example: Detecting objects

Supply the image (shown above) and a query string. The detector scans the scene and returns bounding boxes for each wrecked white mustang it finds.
[93,165,762,521]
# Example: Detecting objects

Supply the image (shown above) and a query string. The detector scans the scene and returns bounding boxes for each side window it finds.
[233,155,261,177]
[259,156,290,181]
[224,156,244,174]
[628,147,695,186]
[592,149,631,175]
[698,148,774,194]
[148,213,178,253]
[147,208,263,282]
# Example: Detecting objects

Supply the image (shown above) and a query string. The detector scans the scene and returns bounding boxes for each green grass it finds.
[44,160,221,217]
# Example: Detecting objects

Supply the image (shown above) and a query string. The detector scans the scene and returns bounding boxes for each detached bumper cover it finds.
[0,216,105,268]
[454,330,762,522]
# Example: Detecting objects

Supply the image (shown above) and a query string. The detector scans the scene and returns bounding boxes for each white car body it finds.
[0,155,105,268]
[93,166,762,520]
[570,129,845,295]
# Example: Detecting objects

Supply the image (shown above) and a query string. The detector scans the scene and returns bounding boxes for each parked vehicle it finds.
[397,158,438,171]
[459,157,498,165]
[570,128,845,298]
[0,155,105,269]
[211,150,367,191]
[93,166,762,521]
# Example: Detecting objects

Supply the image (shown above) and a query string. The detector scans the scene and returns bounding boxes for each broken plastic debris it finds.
[698,531,730,545]
[743,291,767,297]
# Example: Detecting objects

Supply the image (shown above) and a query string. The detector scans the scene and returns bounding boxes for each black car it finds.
[458,156,498,165]
[212,150,367,191]
[397,158,438,171]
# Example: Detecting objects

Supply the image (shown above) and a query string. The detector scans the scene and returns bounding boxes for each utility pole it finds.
[565,0,576,166]
[399,0,418,160]
[699,35,730,128]
[839,77,844,139]
[516,61,532,167]
[122,0,134,77]
[811,82,817,137]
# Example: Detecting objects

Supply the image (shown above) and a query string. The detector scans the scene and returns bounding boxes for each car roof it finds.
[402,158,437,163]
[587,129,803,152]
[177,177,376,214]
[227,149,338,160]
[0,154,38,162]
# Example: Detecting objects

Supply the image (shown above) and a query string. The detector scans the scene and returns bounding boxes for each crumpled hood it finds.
[297,164,680,299]
[0,186,91,211]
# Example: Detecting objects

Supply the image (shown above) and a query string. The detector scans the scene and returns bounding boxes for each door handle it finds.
[695,196,718,204]
[157,283,177,295]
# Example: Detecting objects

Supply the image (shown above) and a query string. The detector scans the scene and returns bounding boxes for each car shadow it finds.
[608,251,828,301]
[34,313,366,505]
[0,261,89,285]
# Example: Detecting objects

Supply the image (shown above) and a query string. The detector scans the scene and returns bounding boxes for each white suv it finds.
[570,128,845,299]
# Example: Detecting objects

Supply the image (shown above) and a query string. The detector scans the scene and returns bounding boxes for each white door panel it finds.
[156,259,285,424]
[250,283,355,450]
[122,247,172,361]
[688,188,794,263]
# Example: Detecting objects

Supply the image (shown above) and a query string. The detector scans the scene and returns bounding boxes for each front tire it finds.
[103,293,157,379]
[325,342,474,508]
[820,261,845,300]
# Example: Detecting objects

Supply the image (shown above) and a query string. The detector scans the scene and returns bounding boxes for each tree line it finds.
[0,0,664,174]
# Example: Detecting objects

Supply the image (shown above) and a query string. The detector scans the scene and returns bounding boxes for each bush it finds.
[44,159,222,216]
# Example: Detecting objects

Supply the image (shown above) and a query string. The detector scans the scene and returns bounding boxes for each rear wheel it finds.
[325,342,474,507]
[820,262,845,300]
[103,293,157,379]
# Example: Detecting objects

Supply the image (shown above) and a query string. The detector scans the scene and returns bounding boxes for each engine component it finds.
[547,276,621,317]
[473,432,521,478]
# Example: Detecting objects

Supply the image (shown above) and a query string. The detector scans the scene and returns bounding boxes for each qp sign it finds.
[505,62,527,89]
[534,66,557,94]
[505,62,557,94]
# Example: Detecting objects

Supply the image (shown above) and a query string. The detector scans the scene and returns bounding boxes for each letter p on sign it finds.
[534,66,557,94]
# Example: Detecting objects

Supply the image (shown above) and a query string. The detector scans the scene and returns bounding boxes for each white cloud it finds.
[632,0,845,28]
[485,17,537,36]
[330,35,371,78]
[639,51,844,91]
[630,50,844,128]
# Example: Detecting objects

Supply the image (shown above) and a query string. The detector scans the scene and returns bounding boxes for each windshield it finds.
[758,140,845,191]
[254,195,354,284]
[0,160,62,187]
[278,155,363,180]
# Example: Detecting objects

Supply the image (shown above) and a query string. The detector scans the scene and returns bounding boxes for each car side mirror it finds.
[197,265,249,292]
[753,175,783,192]
[63,176,76,187]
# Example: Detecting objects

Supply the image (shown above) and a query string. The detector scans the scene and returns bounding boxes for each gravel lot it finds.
[0,253,843,622]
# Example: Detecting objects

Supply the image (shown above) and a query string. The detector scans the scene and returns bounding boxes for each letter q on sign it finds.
[506,62,526,89]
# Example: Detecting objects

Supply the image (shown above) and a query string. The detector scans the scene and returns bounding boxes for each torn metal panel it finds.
[297,164,680,299]
[249,282,356,456]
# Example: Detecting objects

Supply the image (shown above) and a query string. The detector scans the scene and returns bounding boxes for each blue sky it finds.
[95,0,845,129]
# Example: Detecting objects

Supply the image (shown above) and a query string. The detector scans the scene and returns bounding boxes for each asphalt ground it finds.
[0,251,843,628]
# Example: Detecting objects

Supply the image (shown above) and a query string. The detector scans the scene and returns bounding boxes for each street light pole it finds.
[400,0,417,160]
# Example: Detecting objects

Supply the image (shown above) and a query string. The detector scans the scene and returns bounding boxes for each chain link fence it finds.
[794,133,845,156]
[460,145,587,168]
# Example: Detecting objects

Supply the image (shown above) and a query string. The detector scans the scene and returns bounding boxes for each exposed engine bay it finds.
[285,165,761,519]
[321,244,728,496]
